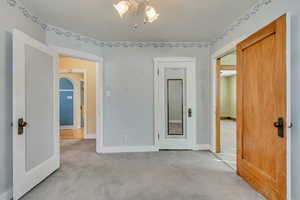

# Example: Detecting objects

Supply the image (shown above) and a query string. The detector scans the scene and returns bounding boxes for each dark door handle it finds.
[274,117,284,138]
[188,108,192,118]
[18,118,28,135]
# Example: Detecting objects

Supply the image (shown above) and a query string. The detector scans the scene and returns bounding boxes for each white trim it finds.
[49,45,104,154]
[154,57,197,150]
[210,13,291,200]
[193,144,210,151]
[102,146,159,154]
[286,13,292,200]
[0,189,12,200]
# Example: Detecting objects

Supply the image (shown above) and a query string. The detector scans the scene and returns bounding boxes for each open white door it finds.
[12,30,59,199]
[154,58,197,150]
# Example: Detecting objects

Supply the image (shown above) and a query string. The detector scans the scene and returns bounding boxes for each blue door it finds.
[59,78,74,126]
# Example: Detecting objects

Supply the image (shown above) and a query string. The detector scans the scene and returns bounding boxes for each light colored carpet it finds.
[21,140,264,200]
[217,120,237,169]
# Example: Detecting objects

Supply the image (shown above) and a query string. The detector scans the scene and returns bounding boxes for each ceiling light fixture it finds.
[113,1,131,18]
[144,5,159,23]
[113,0,159,29]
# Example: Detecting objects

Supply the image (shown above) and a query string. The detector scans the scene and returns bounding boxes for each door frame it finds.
[50,45,104,154]
[59,70,88,138]
[210,13,291,199]
[80,79,86,127]
[215,59,237,153]
[58,77,76,130]
[154,57,197,150]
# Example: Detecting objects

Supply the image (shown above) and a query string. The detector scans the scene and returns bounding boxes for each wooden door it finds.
[237,15,287,200]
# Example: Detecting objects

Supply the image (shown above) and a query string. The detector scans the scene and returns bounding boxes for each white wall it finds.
[46,32,210,147]
[210,0,300,199]
[0,0,46,196]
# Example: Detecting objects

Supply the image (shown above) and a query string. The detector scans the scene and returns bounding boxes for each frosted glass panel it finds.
[25,45,54,171]
[167,80,184,136]
[164,68,186,138]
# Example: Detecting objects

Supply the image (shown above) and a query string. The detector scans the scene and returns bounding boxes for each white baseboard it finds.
[193,144,210,150]
[0,189,12,200]
[102,146,159,153]
[209,144,216,152]
[84,133,96,139]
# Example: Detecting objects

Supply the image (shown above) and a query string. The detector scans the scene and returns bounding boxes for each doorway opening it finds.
[58,56,97,144]
[215,52,237,169]
[210,14,291,200]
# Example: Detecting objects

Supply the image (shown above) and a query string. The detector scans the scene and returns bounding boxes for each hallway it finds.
[60,128,84,140]
[21,140,264,200]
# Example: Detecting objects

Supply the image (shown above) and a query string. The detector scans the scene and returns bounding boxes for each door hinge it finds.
[157,69,159,76]
[158,132,160,140]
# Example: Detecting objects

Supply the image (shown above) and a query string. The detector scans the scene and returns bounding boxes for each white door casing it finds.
[13,29,59,199]
[154,57,197,149]
[50,45,104,153]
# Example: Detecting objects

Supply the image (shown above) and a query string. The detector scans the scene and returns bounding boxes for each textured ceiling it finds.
[20,0,257,42]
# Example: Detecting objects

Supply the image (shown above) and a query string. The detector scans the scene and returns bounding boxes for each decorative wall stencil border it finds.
[210,0,272,46]
[7,0,273,48]
[7,0,48,30]
[6,0,209,48]
[46,25,209,48]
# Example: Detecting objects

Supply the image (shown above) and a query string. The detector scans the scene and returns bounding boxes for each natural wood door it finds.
[237,15,287,200]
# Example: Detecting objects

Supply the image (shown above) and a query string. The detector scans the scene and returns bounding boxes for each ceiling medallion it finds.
[113,0,159,29]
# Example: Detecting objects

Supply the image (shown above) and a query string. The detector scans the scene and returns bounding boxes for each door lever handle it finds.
[18,118,28,135]
[274,117,284,138]
[188,108,192,118]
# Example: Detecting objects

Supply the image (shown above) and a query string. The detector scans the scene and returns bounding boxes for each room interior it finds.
[216,52,237,169]
[1,0,300,200]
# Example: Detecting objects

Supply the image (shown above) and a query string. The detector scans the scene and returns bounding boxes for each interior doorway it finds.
[211,14,291,200]
[215,52,237,169]
[59,72,87,140]
[58,57,96,142]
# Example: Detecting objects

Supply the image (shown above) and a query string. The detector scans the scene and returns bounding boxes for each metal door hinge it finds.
[157,69,159,76]
[158,133,160,140]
